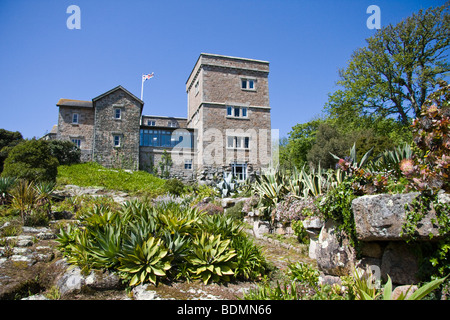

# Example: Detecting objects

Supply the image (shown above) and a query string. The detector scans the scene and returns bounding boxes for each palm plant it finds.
[10,180,37,223]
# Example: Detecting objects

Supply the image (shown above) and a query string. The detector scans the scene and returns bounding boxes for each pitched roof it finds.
[92,85,144,106]
[56,99,93,108]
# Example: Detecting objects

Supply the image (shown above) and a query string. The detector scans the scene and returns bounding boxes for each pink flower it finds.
[399,159,415,176]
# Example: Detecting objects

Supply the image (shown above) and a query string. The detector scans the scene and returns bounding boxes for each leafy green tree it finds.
[1,139,59,182]
[0,129,24,173]
[326,3,450,125]
[47,140,81,165]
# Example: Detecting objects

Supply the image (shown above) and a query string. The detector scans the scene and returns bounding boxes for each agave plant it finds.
[186,232,237,284]
[118,236,172,286]
[331,143,374,171]
[215,173,239,198]
[252,167,288,218]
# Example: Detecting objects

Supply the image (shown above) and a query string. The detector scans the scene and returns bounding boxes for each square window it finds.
[114,108,121,119]
[72,113,79,124]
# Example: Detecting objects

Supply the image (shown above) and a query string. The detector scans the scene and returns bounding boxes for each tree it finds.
[326,3,450,125]
[0,129,24,173]
[2,139,59,182]
[280,118,325,170]
[47,140,81,165]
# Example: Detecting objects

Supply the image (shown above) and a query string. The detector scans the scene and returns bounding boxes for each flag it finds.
[142,73,154,82]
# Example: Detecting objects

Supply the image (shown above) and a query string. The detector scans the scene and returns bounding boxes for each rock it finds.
[221,198,236,208]
[253,221,271,238]
[5,235,34,247]
[132,284,161,300]
[315,220,357,276]
[391,284,418,300]
[318,274,342,287]
[380,242,419,285]
[21,294,50,300]
[303,217,324,230]
[56,264,123,296]
[352,192,448,241]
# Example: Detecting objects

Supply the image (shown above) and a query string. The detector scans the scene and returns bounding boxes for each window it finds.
[241,78,256,91]
[195,81,199,96]
[147,120,156,126]
[114,108,121,119]
[71,139,81,148]
[231,162,247,181]
[72,113,79,124]
[184,159,192,170]
[227,136,250,149]
[113,135,121,147]
[140,129,194,148]
[168,121,178,128]
[226,106,248,118]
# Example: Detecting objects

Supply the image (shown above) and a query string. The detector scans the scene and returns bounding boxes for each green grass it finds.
[56,162,167,196]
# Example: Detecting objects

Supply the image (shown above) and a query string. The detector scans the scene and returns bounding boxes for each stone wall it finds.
[93,88,142,171]
[56,106,94,162]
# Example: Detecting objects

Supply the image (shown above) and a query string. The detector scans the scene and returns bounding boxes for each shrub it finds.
[47,140,81,165]
[164,178,185,196]
[2,139,58,183]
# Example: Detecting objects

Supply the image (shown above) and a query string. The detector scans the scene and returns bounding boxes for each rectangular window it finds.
[227,136,250,149]
[72,113,79,124]
[195,81,199,96]
[184,159,192,170]
[231,163,247,181]
[244,137,250,149]
[114,108,121,119]
[226,106,248,119]
[113,135,121,147]
[147,120,156,126]
[241,78,256,91]
[71,139,81,148]
[168,121,177,128]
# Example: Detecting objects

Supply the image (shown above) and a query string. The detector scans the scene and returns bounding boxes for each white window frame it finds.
[147,120,156,126]
[113,135,122,148]
[231,162,247,181]
[71,138,81,148]
[184,159,193,170]
[168,121,178,128]
[72,113,79,124]
[227,136,250,150]
[114,108,122,120]
[226,106,248,119]
[241,78,256,91]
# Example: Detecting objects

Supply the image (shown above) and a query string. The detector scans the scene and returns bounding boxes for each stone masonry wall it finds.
[93,89,142,170]
[56,106,94,162]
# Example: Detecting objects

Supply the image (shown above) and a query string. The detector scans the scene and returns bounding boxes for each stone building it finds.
[51,53,272,183]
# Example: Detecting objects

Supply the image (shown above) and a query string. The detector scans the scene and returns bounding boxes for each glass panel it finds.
[242,108,247,117]
[249,80,254,89]
[234,107,240,117]
[227,136,234,148]
[227,106,232,116]
[244,137,249,149]
[241,79,247,89]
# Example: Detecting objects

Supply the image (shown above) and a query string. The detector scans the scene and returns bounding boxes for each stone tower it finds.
[186,53,271,181]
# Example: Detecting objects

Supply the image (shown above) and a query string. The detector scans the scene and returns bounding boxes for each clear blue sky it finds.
[0,0,446,139]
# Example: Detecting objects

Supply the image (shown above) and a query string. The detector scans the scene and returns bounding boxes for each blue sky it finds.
[0,0,446,139]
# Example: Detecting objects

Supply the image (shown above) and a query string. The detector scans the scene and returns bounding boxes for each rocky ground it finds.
[0,187,313,300]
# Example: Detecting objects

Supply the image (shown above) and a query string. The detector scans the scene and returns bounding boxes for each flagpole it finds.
[140,74,144,101]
